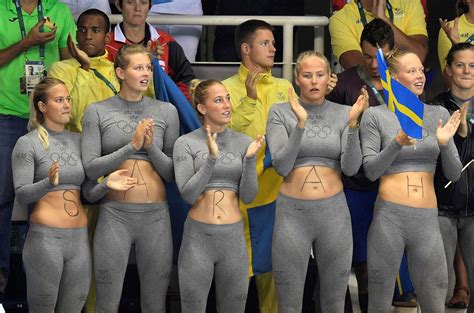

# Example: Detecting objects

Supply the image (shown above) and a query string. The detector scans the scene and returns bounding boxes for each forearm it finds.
[145,144,174,182]
[83,143,136,180]
[270,127,305,177]
[363,139,402,181]
[176,156,216,205]
[440,141,462,182]
[239,156,257,204]
[15,178,52,205]
[389,23,428,62]
[0,38,32,67]
[341,128,362,177]
[81,177,109,203]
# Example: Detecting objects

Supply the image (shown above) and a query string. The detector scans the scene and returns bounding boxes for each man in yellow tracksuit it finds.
[222,19,294,313]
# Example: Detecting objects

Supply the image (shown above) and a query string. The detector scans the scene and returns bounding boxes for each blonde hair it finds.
[28,77,66,149]
[294,50,331,77]
[114,44,152,83]
[385,47,413,74]
[189,79,223,122]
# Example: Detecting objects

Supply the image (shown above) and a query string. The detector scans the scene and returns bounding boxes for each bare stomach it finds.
[106,159,166,203]
[31,189,87,228]
[280,166,343,200]
[188,189,241,224]
[378,172,437,208]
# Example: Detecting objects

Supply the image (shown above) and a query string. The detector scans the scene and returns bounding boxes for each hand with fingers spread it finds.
[24,19,57,48]
[131,120,148,151]
[206,125,219,158]
[288,87,307,129]
[395,129,417,146]
[245,135,265,158]
[439,17,460,45]
[325,73,338,95]
[143,118,155,149]
[49,160,59,186]
[245,66,260,100]
[348,86,369,125]
[67,32,90,71]
[437,110,461,146]
[106,169,138,191]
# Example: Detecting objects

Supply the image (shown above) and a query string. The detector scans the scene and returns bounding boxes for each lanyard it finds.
[91,69,118,95]
[467,34,474,44]
[13,0,45,59]
[356,65,386,106]
[357,0,394,26]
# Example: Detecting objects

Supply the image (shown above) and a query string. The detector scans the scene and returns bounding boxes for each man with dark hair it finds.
[329,0,428,70]
[107,0,195,99]
[222,19,294,313]
[327,18,417,312]
[49,8,123,133]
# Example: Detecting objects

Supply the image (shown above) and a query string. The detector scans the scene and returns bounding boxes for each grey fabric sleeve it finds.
[239,155,258,204]
[340,126,362,177]
[81,105,136,180]
[360,110,403,181]
[266,108,305,177]
[81,178,109,203]
[12,136,53,205]
[173,139,217,205]
[438,109,462,182]
[144,105,179,182]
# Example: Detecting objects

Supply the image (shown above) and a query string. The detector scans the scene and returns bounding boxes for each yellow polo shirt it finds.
[438,14,474,70]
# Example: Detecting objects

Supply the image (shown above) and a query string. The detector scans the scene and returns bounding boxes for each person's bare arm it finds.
[339,50,365,70]
[0,20,56,67]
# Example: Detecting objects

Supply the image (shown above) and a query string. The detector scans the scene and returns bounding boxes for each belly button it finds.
[413,189,418,192]
[217,216,221,219]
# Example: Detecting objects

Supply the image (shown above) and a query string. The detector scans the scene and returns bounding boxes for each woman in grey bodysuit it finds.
[81,44,179,313]
[360,48,463,313]
[173,79,263,313]
[12,77,137,313]
[266,51,368,312]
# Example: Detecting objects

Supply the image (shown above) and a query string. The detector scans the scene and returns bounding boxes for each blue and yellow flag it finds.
[376,48,424,139]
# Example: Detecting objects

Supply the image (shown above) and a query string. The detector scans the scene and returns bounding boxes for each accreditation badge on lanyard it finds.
[14,0,47,95]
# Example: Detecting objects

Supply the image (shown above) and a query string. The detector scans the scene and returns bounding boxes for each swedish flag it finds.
[376,48,424,139]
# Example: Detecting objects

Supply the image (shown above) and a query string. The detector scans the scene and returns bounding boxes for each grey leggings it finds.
[178,218,249,313]
[93,201,172,313]
[368,199,447,313]
[23,224,91,313]
[438,216,474,311]
[272,192,353,313]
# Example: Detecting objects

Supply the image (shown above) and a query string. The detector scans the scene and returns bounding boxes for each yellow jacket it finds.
[49,51,154,132]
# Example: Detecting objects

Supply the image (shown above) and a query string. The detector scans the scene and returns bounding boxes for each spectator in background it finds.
[438,0,474,74]
[107,0,195,99]
[149,0,203,62]
[58,0,111,19]
[0,0,76,298]
[432,42,474,312]
[329,0,428,70]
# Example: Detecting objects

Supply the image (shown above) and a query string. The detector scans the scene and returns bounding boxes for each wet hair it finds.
[235,19,273,58]
[29,77,67,149]
[114,44,152,83]
[446,42,474,67]
[189,79,225,123]
[294,50,331,77]
[384,47,414,74]
[116,0,152,10]
[456,0,469,16]
[360,18,395,50]
[77,8,111,33]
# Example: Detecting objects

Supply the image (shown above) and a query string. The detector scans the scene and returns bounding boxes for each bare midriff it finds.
[31,189,87,228]
[106,159,166,203]
[188,189,241,224]
[378,172,436,209]
[280,165,343,200]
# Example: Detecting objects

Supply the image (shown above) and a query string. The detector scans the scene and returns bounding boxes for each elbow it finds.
[273,160,290,178]
[363,164,379,182]
[241,189,258,205]
[342,164,360,177]
[447,167,462,183]
[14,188,30,206]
